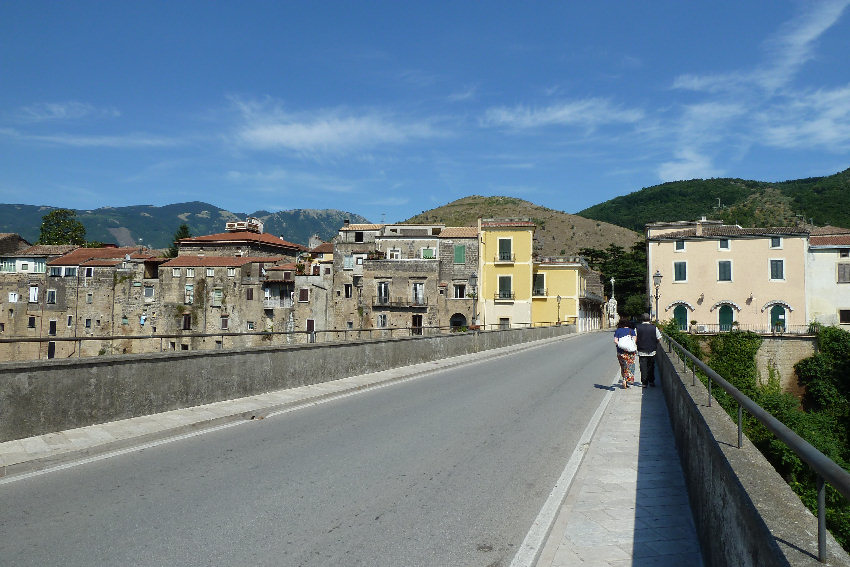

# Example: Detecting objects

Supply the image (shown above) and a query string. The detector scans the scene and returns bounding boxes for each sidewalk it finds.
[535,373,704,566]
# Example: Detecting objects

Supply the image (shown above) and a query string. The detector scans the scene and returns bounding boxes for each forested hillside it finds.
[578,167,850,231]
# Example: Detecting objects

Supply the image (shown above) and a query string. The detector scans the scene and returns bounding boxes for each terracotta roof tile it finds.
[310,242,334,254]
[810,235,850,247]
[810,225,850,236]
[180,231,305,250]
[480,219,536,228]
[48,247,154,265]
[339,224,384,231]
[439,227,478,238]
[161,256,287,267]
[17,245,78,257]
[652,226,809,239]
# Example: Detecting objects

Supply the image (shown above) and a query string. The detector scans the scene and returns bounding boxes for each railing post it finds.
[737,403,743,448]
[818,475,826,562]
[691,358,696,386]
[708,377,712,407]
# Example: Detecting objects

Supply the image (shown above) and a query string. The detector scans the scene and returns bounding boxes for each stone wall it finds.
[0,325,575,442]
[755,336,816,397]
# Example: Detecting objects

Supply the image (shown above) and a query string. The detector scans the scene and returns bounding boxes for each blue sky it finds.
[2,1,850,224]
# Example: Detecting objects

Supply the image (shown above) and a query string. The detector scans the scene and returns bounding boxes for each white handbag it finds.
[618,333,637,353]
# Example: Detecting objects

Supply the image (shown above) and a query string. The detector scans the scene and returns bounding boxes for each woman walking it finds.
[614,318,637,389]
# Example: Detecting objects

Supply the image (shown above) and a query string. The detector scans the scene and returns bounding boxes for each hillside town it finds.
[0,217,606,361]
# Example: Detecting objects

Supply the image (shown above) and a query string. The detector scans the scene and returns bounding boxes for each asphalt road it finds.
[0,332,619,567]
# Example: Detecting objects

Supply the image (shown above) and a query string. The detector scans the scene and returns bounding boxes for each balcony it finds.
[532,288,548,297]
[263,298,293,309]
[494,253,515,263]
[494,291,515,301]
[372,296,428,308]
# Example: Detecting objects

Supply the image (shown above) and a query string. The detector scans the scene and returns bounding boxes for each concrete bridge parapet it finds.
[658,346,850,566]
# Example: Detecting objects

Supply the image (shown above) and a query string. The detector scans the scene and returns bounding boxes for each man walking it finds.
[636,313,662,387]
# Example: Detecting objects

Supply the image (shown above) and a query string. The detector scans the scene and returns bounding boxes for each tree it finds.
[165,223,192,258]
[37,209,86,245]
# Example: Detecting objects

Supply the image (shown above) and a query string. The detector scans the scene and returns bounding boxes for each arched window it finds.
[673,305,688,331]
[449,313,468,330]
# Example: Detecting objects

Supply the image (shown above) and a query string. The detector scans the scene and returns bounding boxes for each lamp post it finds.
[556,295,562,325]
[468,271,478,328]
[652,270,663,322]
[610,277,615,300]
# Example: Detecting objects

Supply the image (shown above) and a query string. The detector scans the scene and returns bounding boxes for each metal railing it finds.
[495,253,515,262]
[532,288,547,297]
[371,296,428,308]
[494,291,516,300]
[687,323,815,335]
[662,332,850,563]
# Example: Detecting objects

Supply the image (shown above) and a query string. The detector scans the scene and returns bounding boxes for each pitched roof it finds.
[266,262,298,271]
[310,242,334,254]
[480,219,536,228]
[651,226,809,239]
[179,230,305,250]
[48,247,155,265]
[810,235,850,247]
[439,227,478,238]
[339,224,384,231]
[17,244,78,257]
[810,225,850,236]
[160,256,287,267]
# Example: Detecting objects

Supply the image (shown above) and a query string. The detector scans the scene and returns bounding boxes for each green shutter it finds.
[454,245,465,264]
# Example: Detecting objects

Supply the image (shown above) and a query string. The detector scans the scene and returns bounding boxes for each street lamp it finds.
[610,277,615,300]
[556,295,562,325]
[468,271,478,328]
[652,270,663,322]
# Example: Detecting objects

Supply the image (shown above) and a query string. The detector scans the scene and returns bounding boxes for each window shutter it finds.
[454,245,465,264]
[838,264,850,283]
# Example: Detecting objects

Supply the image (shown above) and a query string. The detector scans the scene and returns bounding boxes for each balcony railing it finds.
[372,296,428,308]
[495,253,515,263]
[687,323,815,335]
[263,298,293,309]
[494,291,515,300]
[532,288,547,297]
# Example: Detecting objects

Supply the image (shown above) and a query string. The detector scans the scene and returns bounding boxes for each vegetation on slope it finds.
[578,167,850,231]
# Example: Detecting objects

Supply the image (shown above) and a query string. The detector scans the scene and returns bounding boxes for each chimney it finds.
[696,216,706,236]
[343,219,350,227]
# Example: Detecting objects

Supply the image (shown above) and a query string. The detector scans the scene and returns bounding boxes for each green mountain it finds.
[0,202,370,249]
[577,167,850,231]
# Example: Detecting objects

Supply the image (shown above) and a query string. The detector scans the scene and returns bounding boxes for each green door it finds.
[673,305,688,331]
[719,305,733,332]
[771,305,786,331]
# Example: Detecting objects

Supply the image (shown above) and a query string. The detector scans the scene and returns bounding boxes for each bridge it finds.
[0,328,848,566]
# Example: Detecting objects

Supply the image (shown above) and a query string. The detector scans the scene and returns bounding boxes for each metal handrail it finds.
[662,331,850,562]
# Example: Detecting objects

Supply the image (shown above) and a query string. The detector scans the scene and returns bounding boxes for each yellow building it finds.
[477,218,604,331]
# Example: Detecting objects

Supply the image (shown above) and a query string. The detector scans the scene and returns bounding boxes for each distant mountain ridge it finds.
[0,202,370,249]
[577,167,850,232]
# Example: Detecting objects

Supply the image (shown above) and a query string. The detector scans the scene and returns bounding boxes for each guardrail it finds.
[687,323,815,335]
[662,331,850,563]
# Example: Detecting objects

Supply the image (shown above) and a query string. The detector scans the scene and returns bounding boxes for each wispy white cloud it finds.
[231,97,441,155]
[0,128,180,148]
[482,99,644,129]
[226,167,355,194]
[447,85,477,102]
[658,148,721,182]
[758,85,850,150]
[14,101,120,122]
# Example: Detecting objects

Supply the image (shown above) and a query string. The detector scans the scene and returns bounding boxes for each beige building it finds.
[647,219,809,332]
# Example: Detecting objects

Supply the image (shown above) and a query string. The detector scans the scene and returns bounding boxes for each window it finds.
[719,239,729,250]
[345,283,353,298]
[220,316,229,330]
[247,321,255,330]
[181,344,189,351]
[675,239,685,251]
[85,318,92,329]
[246,288,253,300]
[47,289,56,304]
[770,237,782,248]
[838,264,850,283]
[498,238,512,261]
[533,273,545,295]
[412,282,425,305]
[347,321,354,329]
[50,266,62,277]
[206,267,215,277]
[841,249,850,258]
[498,275,512,299]
[0,323,4,332]
[377,314,387,327]
[377,281,390,304]
[85,267,94,277]
[354,231,364,243]
[840,310,850,324]
[299,288,309,302]
[29,285,38,303]
[65,267,76,277]
[184,284,194,304]
[1,259,14,273]
[8,292,18,303]
[20,262,29,271]
[718,261,732,281]
[421,247,435,259]
[388,249,401,260]
[186,268,195,278]
[343,255,354,270]
[454,284,466,299]
[770,259,784,280]
[353,275,362,287]
[86,292,93,304]
[33,259,45,273]
[144,285,155,299]
[212,288,223,307]
[121,315,128,325]
[324,267,331,275]
[227,267,236,277]
[172,267,181,277]
[67,316,73,327]
[48,320,57,336]
[182,314,192,330]
[28,316,36,328]
[356,256,364,265]
[674,261,687,282]
[454,245,466,264]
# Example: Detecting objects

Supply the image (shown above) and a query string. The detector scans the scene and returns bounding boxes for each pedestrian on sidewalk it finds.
[636,313,662,387]
[614,317,637,389]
